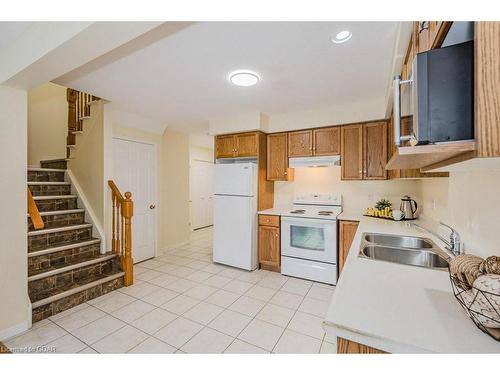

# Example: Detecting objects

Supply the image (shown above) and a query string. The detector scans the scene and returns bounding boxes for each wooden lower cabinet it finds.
[337,337,387,354]
[338,220,359,274]
[258,215,280,272]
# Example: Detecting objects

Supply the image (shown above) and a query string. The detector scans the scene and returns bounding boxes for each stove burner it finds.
[290,209,306,214]
[318,211,334,216]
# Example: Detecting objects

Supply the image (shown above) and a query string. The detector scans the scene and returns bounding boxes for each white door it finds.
[113,137,157,263]
[190,160,214,230]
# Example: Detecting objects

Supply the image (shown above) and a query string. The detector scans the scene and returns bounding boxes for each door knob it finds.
[149,204,156,210]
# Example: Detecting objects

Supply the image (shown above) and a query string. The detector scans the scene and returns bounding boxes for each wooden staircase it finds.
[27,160,125,323]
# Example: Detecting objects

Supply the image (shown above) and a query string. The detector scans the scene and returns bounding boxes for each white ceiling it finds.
[0,22,33,51]
[57,22,404,133]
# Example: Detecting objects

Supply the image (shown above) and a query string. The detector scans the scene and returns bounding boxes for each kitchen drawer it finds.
[258,214,280,227]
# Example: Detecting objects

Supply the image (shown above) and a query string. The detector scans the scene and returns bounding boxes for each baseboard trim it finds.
[0,320,30,342]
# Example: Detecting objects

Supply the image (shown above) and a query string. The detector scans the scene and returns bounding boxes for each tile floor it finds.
[6,228,337,354]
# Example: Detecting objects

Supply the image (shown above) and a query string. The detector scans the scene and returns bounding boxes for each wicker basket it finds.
[449,273,500,341]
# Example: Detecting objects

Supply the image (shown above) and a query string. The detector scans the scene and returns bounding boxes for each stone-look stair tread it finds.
[30,268,123,305]
[33,195,78,200]
[28,167,66,172]
[28,238,100,256]
[27,208,85,217]
[28,223,92,236]
[27,181,71,185]
[28,253,116,280]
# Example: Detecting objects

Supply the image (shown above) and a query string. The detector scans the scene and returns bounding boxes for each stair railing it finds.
[27,188,44,230]
[108,180,134,286]
[66,88,99,156]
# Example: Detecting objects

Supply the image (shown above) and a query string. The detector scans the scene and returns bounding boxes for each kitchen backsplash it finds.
[420,168,500,258]
[273,166,422,213]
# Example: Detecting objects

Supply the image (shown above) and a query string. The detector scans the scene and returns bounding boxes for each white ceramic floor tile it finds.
[185,270,213,283]
[245,285,277,301]
[6,322,67,350]
[92,325,148,353]
[147,273,179,287]
[78,346,98,353]
[224,339,269,353]
[48,334,87,354]
[185,260,211,270]
[48,303,89,321]
[131,308,178,334]
[298,297,329,318]
[168,266,196,278]
[140,288,179,307]
[269,290,304,310]
[256,303,295,327]
[287,311,325,340]
[183,284,218,300]
[281,278,313,296]
[138,259,165,269]
[181,327,233,353]
[154,317,203,348]
[273,329,322,353]
[237,319,285,351]
[228,295,266,317]
[320,340,337,353]
[236,271,267,284]
[50,305,106,332]
[205,289,241,308]
[128,337,176,353]
[307,285,335,302]
[88,291,136,313]
[203,274,232,288]
[72,315,126,345]
[160,294,200,315]
[110,300,156,323]
[164,278,199,293]
[201,263,227,274]
[183,301,224,325]
[218,267,247,279]
[120,282,162,299]
[222,279,253,294]
[154,263,179,274]
[208,309,252,337]
[135,269,164,282]
[257,275,288,290]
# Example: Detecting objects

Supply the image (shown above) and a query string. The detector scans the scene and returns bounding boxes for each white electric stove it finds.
[280,193,342,285]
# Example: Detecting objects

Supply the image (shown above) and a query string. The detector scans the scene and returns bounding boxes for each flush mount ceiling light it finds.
[331,30,352,44]
[228,70,260,87]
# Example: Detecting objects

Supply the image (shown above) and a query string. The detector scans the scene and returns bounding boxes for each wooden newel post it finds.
[122,192,134,286]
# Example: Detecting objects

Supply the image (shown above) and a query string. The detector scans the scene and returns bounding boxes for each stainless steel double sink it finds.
[358,233,450,270]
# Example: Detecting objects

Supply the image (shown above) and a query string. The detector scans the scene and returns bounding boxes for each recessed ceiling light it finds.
[228,70,260,87]
[331,30,352,44]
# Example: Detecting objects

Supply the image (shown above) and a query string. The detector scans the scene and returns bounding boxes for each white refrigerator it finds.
[213,162,258,271]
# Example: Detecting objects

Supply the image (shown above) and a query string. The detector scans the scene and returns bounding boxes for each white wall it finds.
[420,165,500,258]
[0,85,31,340]
[27,82,67,166]
[274,166,422,213]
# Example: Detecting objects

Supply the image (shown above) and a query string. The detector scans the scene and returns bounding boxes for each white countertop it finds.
[257,207,287,216]
[324,215,500,353]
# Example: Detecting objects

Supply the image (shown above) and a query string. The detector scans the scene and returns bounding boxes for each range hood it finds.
[289,156,340,168]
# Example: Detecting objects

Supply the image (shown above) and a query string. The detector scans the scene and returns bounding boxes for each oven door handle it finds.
[281,216,337,226]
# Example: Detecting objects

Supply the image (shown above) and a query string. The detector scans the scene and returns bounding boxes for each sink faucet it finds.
[412,221,463,257]
[439,222,462,256]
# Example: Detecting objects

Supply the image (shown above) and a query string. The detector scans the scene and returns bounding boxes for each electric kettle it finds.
[400,195,418,220]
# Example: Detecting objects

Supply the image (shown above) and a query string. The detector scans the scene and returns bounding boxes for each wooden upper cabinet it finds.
[288,130,313,157]
[215,132,260,159]
[267,133,290,181]
[363,121,387,180]
[313,127,340,156]
[215,135,236,158]
[341,124,363,180]
[235,132,259,157]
